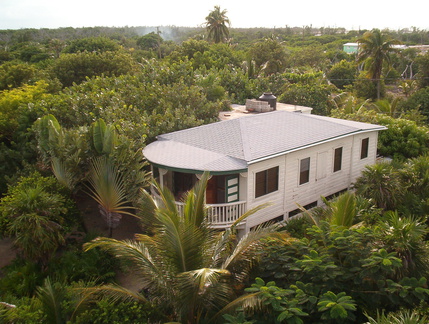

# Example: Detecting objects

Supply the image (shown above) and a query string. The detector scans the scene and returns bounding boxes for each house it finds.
[143,110,386,233]
[343,42,359,54]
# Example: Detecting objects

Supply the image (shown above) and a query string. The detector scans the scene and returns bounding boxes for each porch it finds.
[151,190,247,228]
[151,168,248,229]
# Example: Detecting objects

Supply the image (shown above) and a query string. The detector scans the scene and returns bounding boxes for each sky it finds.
[1,0,428,31]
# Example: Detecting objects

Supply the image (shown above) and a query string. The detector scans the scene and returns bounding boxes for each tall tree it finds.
[84,174,285,323]
[205,6,230,44]
[357,29,400,100]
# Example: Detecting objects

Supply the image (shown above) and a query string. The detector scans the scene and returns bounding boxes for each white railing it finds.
[151,191,247,228]
[206,201,247,227]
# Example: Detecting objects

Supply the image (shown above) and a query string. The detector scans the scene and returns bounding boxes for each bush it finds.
[47,242,117,284]
[73,300,162,324]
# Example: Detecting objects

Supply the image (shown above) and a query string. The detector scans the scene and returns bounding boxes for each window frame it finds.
[255,166,279,198]
[333,147,343,172]
[361,137,369,159]
[299,157,311,185]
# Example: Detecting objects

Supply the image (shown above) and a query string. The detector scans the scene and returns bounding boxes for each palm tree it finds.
[86,157,135,237]
[353,162,404,211]
[357,29,400,100]
[378,211,429,279]
[3,183,66,265]
[84,173,284,323]
[205,6,230,43]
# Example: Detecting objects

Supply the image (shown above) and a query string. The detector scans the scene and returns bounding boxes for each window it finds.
[361,138,369,159]
[255,166,279,198]
[299,157,310,185]
[333,147,343,172]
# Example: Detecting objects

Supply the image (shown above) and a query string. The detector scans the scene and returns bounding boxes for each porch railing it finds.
[151,191,247,228]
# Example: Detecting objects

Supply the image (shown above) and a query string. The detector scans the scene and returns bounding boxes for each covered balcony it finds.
[151,168,247,229]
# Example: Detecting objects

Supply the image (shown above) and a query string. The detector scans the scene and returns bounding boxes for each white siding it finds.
[243,130,381,230]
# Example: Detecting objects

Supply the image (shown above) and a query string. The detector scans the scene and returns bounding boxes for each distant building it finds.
[343,42,359,54]
[343,42,425,54]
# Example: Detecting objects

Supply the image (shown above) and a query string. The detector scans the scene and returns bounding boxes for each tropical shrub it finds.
[330,110,429,160]
[0,172,78,263]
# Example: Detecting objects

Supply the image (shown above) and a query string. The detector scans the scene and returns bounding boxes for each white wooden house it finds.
[143,110,386,232]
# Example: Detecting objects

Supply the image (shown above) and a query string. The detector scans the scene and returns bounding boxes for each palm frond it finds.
[51,157,78,191]
[86,156,134,216]
[84,237,172,294]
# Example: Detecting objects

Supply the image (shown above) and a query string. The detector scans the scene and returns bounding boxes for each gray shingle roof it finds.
[143,111,386,173]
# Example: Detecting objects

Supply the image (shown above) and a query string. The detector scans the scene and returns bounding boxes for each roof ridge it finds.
[238,117,252,162]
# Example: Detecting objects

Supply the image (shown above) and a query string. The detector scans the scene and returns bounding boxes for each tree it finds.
[249,38,287,76]
[0,61,37,90]
[353,162,404,211]
[86,157,135,237]
[327,60,357,89]
[205,6,230,44]
[0,172,72,266]
[84,174,284,323]
[50,51,137,87]
[62,37,120,53]
[415,51,429,89]
[357,29,400,100]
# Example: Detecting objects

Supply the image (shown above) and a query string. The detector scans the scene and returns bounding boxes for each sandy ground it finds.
[0,195,144,291]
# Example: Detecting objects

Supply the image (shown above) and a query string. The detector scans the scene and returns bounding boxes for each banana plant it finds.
[90,118,117,155]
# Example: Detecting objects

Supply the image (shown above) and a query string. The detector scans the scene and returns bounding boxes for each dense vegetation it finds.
[1,9,429,323]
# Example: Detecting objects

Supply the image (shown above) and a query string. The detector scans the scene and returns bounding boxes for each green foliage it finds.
[84,175,284,323]
[357,29,400,99]
[0,259,44,298]
[205,6,230,44]
[286,45,328,69]
[90,118,117,155]
[353,72,385,100]
[86,157,135,236]
[73,300,159,324]
[330,110,429,159]
[256,218,429,320]
[0,81,49,143]
[354,162,403,211]
[50,51,137,87]
[415,51,429,89]
[0,61,37,90]
[278,83,333,115]
[0,172,78,263]
[400,87,429,119]
[317,291,356,321]
[46,243,117,284]
[365,309,429,324]
[249,38,287,75]
[136,32,163,51]
[63,37,121,53]
[327,60,357,89]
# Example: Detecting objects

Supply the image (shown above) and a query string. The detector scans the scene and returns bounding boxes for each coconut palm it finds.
[205,6,230,43]
[357,29,401,99]
[84,173,284,323]
[331,92,371,115]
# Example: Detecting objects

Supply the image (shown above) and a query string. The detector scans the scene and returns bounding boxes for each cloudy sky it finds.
[1,0,428,31]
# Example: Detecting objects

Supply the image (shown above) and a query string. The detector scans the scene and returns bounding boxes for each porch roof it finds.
[143,110,386,173]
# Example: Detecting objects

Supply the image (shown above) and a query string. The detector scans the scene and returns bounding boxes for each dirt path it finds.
[0,238,16,272]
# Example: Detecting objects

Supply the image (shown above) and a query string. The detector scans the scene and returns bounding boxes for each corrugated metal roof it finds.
[143,111,386,173]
